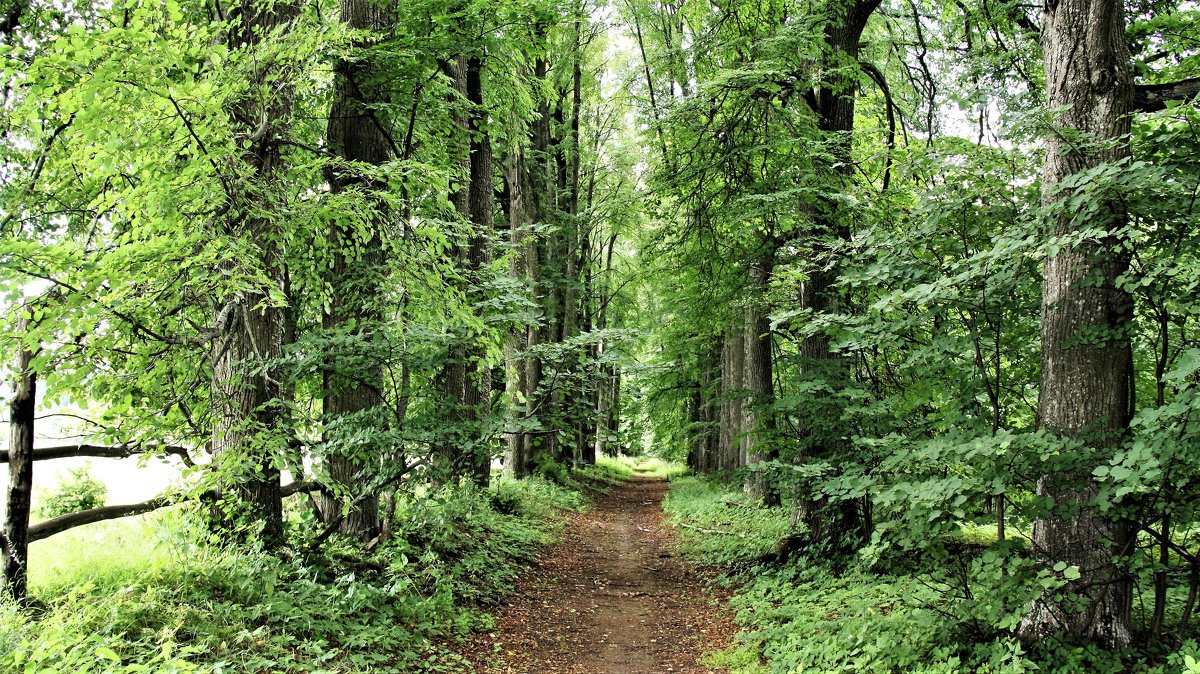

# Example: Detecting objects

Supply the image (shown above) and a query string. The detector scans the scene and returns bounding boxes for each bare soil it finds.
[464,477,735,674]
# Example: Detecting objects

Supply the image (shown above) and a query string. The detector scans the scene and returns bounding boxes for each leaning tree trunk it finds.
[320,0,395,539]
[209,0,298,548]
[1017,0,1135,647]
[2,316,34,603]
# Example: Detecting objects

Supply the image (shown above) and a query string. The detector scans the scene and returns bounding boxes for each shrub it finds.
[37,464,108,519]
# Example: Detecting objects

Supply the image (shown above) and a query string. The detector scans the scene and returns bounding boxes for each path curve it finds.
[467,477,734,673]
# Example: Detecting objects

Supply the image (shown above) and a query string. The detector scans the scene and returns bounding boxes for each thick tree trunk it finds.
[2,317,34,603]
[321,0,394,539]
[462,52,495,486]
[723,325,746,470]
[699,344,719,471]
[718,331,734,470]
[210,290,284,544]
[1017,0,1134,647]
[607,366,621,456]
[504,150,535,478]
[794,0,879,550]
[208,0,299,547]
[523,49,556,465]
[438,54,473,479]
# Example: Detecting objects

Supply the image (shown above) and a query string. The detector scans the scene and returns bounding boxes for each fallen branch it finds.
[679,522,746,539]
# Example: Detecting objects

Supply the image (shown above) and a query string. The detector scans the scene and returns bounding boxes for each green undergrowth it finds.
[0,474,594,674]
[665,476,1200,674]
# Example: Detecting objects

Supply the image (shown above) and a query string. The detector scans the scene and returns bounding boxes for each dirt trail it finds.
[466,476,735,673]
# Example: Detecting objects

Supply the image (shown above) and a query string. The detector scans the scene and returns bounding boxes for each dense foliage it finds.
[4,0,1200,666]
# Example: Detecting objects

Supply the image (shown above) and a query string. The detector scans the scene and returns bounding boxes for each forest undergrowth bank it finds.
[0,458,642,674]
[664,476,1200,674]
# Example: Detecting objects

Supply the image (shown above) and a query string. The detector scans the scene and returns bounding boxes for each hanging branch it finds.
[859,61,895,191]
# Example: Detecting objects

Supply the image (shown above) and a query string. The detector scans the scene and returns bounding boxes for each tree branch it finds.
[28,481,324,542]
[1134,77,1200,113]
[0,443,193,465]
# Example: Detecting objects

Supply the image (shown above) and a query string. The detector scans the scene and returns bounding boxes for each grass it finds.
[27,510,180,591]
[625,455,690,479]
[663,475,792,567]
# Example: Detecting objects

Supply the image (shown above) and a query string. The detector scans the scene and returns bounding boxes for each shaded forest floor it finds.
[462,476,735,673]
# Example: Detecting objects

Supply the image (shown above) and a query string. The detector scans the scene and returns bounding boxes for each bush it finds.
[37,464,108,519]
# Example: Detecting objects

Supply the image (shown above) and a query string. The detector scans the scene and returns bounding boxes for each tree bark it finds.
[2,316,34,603]
[321,0,395,539]
[208,0,299,549]
[1017,0,1135,647]
[794,0,880,551]
[504,149,535,478]
[527,48,560,464]
[728,325,746,470]
[462,51,495,486]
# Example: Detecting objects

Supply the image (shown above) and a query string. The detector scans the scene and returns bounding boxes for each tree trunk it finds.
[743,250,778,504]
[1017,0,1135,646]
[462,51,495,486]
[2,316,34,603]
[208,0,299,548]
[320,0,394,539]
[438,54,473,480]
[607,366,621,456]
[728,325,746,470]
[794,0,879,551]
[525,48,556,465]
[718,331,734,470]
[504,149,535,478]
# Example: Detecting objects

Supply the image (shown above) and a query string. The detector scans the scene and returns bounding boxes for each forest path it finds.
[465,476,735,673]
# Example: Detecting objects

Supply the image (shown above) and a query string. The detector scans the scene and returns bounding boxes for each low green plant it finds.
[667,477,1200,674]
[533,452,570,484]
[663,475,791,566]
[2,473,593,673]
